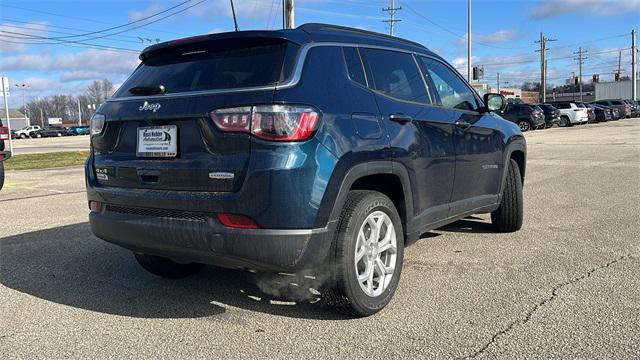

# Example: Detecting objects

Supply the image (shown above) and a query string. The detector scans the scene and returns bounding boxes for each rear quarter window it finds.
[114,38,299,97]
[342,47,367,86]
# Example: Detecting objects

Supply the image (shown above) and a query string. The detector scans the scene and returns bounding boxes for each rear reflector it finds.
[210,105,320,141]
[89,201,104,213]
[217,213,260,229]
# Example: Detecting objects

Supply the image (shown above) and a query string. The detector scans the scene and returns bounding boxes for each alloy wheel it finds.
[354,211,398,297]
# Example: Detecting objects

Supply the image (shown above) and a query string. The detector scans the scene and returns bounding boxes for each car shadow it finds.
[437,217,497,234]
[0,223,349,320]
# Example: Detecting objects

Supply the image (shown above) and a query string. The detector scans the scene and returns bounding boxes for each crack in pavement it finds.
[462,251,639,359]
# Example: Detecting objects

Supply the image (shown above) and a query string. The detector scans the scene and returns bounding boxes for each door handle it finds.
[455,120,472,130]
[389,113,413,124]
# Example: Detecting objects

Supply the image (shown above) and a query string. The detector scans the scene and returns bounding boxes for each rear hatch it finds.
[92,36,300,192]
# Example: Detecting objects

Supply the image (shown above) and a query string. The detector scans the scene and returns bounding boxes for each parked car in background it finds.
[61,127,76,136]
[594,99,629,118]
[68,125,90,135]
[623,99,639,117]
[586,104,611,122]
[0,119,10,190]
[534,103,561,128]
[499,103,545,131]
[14,125,41,139]
[545,101,589,126]
[30,127,66,138]
[578,102,597,123]
[85,24,527,317]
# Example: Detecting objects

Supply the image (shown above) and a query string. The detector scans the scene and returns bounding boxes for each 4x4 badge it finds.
[139,101,162,112]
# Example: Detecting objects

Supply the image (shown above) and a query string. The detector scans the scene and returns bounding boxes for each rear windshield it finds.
[610,100,623,105]
[576,103,586,108]
[114,38,299,97]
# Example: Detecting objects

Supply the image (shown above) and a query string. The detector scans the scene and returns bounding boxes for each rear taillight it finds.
[210,105,320,142]
[217,213,260,229]
[0,126,9,141]
[90,113,105,135]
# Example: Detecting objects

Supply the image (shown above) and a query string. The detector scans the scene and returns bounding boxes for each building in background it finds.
[595,80,640,100]
[0,109,29,130]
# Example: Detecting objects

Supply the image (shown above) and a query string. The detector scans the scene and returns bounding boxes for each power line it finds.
[46,0,194,40]
[0,23,146,46]
[0,30,140,53]
[1,4,188,37]
[2,0,208,45]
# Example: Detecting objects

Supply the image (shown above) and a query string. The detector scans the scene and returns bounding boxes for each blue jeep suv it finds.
[86,24,526,316]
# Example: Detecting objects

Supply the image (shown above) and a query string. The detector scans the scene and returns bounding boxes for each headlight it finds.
[90,113,105,136]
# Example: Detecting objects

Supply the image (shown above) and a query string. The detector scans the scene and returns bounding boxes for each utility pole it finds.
[382,0,401,36]
[467,0,472,82]
[632,29,637,100]
[617,50,622,81]
[77,98,82,126]
[571,71,576,101]
[283,0,294,29]
[535,33,556,103]
[574,47,588,102]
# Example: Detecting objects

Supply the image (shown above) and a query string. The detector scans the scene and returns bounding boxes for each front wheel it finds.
[517,120,530,132]
[491,159,524,232]
[134,253,204,278]
[20,134,27,139]
[325,191,404,317]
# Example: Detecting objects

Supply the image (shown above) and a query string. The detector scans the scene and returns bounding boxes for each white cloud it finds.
[1,49,140,75]
[0,21,49,53]
[129,4,166,22]
[457,29,519,45]
[530,0,640,19]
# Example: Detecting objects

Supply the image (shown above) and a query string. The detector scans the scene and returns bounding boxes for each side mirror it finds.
[483,93,507,113]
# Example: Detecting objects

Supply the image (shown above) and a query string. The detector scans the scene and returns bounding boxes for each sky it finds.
[1,0,639,108]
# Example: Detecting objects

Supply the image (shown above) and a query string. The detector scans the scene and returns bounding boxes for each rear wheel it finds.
[134,253,204,278]
[491,159,524,232]
[20,134,27,139]
[325,191,404,317]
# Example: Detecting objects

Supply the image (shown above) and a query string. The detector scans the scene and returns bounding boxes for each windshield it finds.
[114,38,299,97]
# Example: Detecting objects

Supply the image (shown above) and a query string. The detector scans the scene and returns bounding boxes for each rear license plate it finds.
[136,125,177,157]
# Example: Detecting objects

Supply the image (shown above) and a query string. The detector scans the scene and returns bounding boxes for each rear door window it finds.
[359,48,429,103]
[418,57,479,112]
[114,38,298,97]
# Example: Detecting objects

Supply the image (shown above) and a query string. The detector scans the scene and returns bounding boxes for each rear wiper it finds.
[128,84,166,95]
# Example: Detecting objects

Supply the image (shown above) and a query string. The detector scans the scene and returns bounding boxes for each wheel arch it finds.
[322,161,414,244]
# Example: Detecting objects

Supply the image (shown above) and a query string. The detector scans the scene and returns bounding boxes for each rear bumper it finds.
[86,154,336,271]
[89,209,334,271]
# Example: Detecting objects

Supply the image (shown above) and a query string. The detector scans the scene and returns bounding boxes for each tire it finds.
[491,159,524,232]
[36,133,42,138]
[324,190,404,317]
[56,132,62,137]
[20,134,27,139]
[517,120,530,132]
[0,162,4,191]
[133,253,204,278]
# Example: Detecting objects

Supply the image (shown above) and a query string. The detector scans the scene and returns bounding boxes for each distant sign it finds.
[48,117,63,125]
[1,77,9,97]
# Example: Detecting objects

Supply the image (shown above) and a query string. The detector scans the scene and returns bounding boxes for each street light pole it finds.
[15,83,30,126]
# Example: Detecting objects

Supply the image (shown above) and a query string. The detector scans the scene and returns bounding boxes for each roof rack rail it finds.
[297,23,427,50]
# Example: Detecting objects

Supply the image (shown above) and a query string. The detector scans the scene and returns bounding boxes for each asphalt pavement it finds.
[1,119,639,359]
[8,136,90,155]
